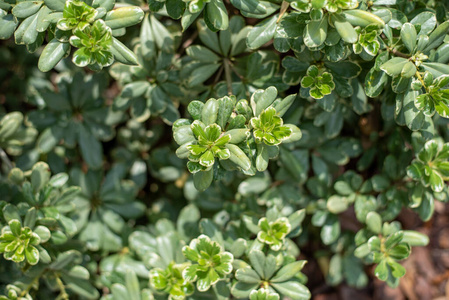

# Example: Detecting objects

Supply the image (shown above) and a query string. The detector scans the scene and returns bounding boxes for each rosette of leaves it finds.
[248,86,302,171]
[413,73,449,118]
[353,24,382,57]
[5,162,80,247]
[301,65,335,99]
[109,14,182,124]
[0,0,143,72]
[181,17,286,94]
[182,234,233,292]
[26,72,123,169]
[56,0,98,31]
[173,95,252,191]
[0,219,41,265]
[0,112,37,157]
[0,284,32,300]
[231,250,310,300]
[407,138,449,193]
[149,262,194,300]
[69,165,145,252]
[282,51,362,100]
[186,122,232,171]
[69,19,114,70]
[1,162,82,267]
[354,217,429,287]
[243,206,306,251]
[50,0,142,71]
[257,217,291,251]
[251,107,292,146]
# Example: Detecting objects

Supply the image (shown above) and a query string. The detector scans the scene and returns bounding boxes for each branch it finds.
[386,47,410,59]
[223,58,233,95]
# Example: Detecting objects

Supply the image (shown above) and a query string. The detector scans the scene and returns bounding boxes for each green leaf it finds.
[14,11,40,45]
[38,38,71,72]
[366,211,382,233]
[271,261,306,283]
[231,282,260,298]
[400,23,417,53]
[332,14,357,44]
[321,215,340,245]
[247,14,277,49]
[104,6,144,30]
[166,0,186,19]
[304,17,328,48]
[25,246,39,265]
[30,162,51,192]
[44,0,65,11]
[201,99,219,125]
[341,9,385,27]
[181,8,201,32]
[401,230,429,246]
[0,11,18,39]
[110,37,138,65]
[150,14,175,52]
[271,281,311,300]
[230,0,267,14]
[205,0,229,31]
[9,219,21,237]
[12,1,43,18]
[235,267,261,284]
[187,45,221,62]
[225,144,251,171]
[423,21,449,52]
[429,170,444,192]
[327,195,348,214]
[139,13,156,60]
[78,125,103,169]
[380,57,408,76]
[193,169,214,191]
[374,260,388,281]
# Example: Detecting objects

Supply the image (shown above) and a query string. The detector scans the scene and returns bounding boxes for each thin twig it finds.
[386,46,410,59]
[55,273,69,300]
[228,61,245,80]
[177,31,199,58]
[214,65,224,84]
[223,58,233,95]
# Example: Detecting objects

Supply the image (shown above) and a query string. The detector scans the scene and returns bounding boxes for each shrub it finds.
[0,0,448,299]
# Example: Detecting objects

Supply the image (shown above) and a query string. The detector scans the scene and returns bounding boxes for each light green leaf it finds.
[400,23,417,53]
[247,14,277,49]
[104,6,144,30]
[304,17,328,48]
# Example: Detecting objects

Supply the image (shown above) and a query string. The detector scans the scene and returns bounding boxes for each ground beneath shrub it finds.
[304,203,449,300]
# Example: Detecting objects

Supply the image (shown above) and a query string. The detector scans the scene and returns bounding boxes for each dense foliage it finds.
[1,0,449,298]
